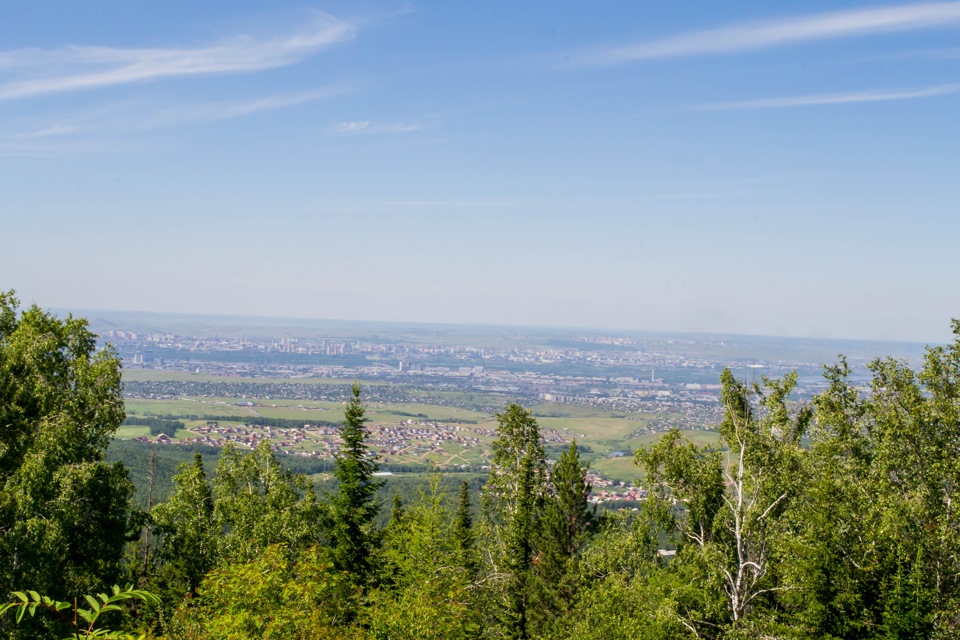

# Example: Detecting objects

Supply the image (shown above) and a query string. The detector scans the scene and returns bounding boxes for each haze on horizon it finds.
[3,1,958,344]
[60,305,941,351]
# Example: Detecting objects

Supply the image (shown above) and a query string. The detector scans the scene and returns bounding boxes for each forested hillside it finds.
[2,292,960,638]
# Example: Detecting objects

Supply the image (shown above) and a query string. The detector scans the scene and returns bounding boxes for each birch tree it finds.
[639,369,809,634]
[0,292,134,639]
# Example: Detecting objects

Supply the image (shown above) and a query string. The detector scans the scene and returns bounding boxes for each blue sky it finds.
[2,1,959,342]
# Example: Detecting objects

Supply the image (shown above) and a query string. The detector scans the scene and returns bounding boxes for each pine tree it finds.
[328,382,384,585]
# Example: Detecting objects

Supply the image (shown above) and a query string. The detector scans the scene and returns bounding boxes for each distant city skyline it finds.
[3,2,959,343]
[70,307,940,354]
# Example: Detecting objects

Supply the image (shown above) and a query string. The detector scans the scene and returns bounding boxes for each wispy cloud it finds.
[570,2,960,66]
[0,13,355,101]
[140,87,346,128]
[10,123,77,140]
[701,82,960,110]
[326,121,425,135]
[2,88,345,147]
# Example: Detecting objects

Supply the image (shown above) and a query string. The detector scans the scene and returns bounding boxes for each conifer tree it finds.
[482,402,547,640]
[507,455,536,640]
[328,382,384,585]
[532,440,595,632]
[453,480,476,574]
[546,440,595,557]
[389,493,405,527]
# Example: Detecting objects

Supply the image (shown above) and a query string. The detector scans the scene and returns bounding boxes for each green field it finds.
[590,457,641,484]
[115,425,152,439]
[124,396,492,426]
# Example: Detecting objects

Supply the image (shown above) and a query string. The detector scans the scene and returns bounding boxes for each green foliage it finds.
[775,326,960,639]
[108,439,448,510]
[371,475,480,639]
[106,441,221,507]
[212,441,322,563]
[0,584,159,639]
[388,493,405,528]
[485,403,548,518]
[637,429,724,550]
[453,480,477,574]
[363,584,478,640]
[0,292,136,638]
[115,320,960,637]
[11,293,960,639]
[530,440,596,635]
[480,403,549,640]
[551,505,690,640]
[552,566,693,640]
[638,369,810,634]
[168,545,359,640]
[149,453,217,612]
[327,383,384,585]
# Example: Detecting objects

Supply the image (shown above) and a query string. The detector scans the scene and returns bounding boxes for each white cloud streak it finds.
[702,82,960,109]
[0,14,355,101]
[327,121,425,135]
[572,2,960,65]
[10,124,77,140]
[3,88,344,144]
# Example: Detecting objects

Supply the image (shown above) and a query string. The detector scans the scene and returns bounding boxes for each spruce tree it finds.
[507,455,536,640]
[545,440,595,559]
[482,402,547,640]
[328,382,384,585]
[453,479,476,574]
[532,440,595,633]
[389,493,405,528]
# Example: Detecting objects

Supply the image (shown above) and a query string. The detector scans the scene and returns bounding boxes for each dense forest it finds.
[2,290,960,638]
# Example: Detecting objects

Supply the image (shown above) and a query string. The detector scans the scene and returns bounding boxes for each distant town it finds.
[99,327,860,425]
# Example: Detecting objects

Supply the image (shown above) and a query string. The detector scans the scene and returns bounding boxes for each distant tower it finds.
[651,368,655,383]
